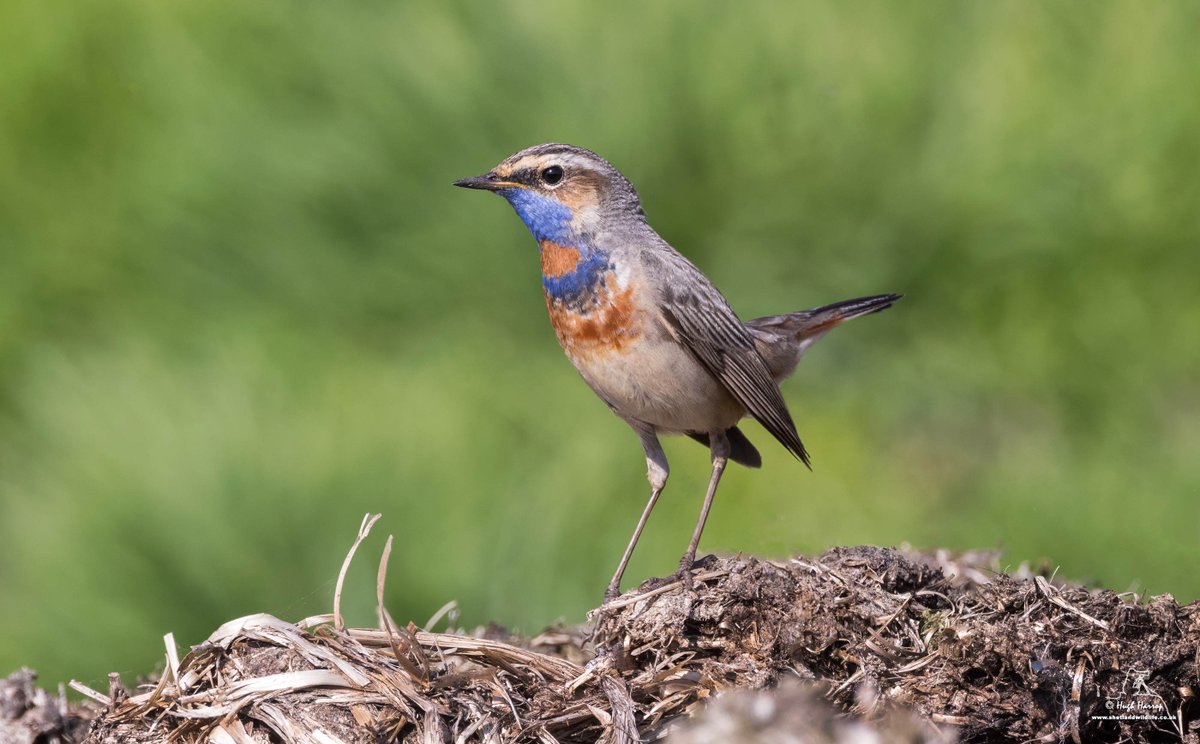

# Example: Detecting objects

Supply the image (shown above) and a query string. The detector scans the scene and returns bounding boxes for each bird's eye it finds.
[540,165,564,185]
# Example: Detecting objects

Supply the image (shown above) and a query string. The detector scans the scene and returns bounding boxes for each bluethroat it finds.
[456,144,899,601]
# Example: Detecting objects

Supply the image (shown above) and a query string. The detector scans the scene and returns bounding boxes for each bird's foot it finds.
[602,582,622,604]
[674,553,720,595]
[588,587,633,645]
[588,583,624,630]
[674,555,698,593]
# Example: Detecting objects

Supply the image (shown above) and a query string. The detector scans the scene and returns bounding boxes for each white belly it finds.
[569,335,745,434]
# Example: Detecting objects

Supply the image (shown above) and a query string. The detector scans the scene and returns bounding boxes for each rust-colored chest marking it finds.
[539,240,582,278]
[545,275,642,356]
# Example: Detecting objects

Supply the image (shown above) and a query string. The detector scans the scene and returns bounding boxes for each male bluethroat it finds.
[456,144,899,601]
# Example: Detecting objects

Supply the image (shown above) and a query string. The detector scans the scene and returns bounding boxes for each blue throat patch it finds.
[501,188,611,307]
[500,188,574,243]
[542,249,611,306]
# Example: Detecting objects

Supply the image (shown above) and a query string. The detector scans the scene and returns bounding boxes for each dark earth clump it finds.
[6,546,1198,743]
[595,547,1198,742]
[1,668,94,744]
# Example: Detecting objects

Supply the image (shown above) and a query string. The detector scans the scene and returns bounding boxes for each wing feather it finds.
[658,282,811,467]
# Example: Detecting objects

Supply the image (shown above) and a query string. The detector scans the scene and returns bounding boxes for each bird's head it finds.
[454,143,644,243]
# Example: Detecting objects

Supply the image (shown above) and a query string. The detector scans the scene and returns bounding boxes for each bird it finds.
[455,144,899,601]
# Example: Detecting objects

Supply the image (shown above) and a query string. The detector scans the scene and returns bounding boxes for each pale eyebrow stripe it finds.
[502,152,591,176]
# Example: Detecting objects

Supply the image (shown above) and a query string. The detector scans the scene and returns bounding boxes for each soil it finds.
[0,668,93,744]
[5,546,1197,743]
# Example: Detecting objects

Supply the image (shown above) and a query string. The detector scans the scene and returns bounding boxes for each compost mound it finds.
[15,546,1200,743]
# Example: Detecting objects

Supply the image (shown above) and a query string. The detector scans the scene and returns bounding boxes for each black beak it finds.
[453,172,512,191]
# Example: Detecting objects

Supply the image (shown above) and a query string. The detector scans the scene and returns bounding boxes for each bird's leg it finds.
[605,426,669,602]
[676,429,730,590]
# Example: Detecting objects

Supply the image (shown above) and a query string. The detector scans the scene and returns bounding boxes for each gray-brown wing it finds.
[659,284,811,467]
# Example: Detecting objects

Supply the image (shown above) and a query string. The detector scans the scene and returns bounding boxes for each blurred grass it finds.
[1,0,1198,688]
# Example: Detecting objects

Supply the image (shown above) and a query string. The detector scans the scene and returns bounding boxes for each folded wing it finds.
[659,284,811,468]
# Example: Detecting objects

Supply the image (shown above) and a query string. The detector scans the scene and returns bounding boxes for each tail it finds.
[746,293,901,381]
[686,426,762,468]
[747,293,901,338]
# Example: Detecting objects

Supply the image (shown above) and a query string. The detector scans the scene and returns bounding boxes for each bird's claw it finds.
[602,584,621,604]
[675,557,697,593]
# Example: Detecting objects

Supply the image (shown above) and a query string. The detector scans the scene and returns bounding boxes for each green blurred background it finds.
[2,1,1198,688]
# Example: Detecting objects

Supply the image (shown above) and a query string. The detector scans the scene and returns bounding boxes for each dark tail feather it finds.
[806,293,901,324]
[746,293,901,340]
[686,426,763,469]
